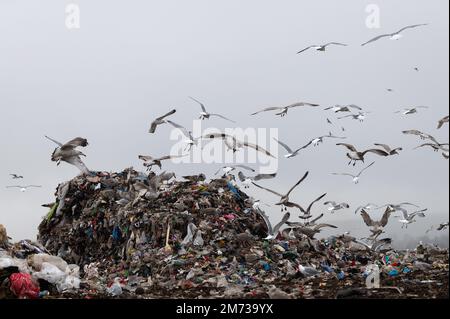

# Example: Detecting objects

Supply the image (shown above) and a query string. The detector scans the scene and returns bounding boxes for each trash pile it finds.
[1,169,448,299]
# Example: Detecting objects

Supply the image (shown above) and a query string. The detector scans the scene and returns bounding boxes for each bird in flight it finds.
[45,136,90,175]
[256,209,290,241]
[297,193,328,220]
[324,201,350,213]
[6,185,42,192]
[324,104,363,113]
[189,97,235,123]
[237,171,277,188]
[10,174,24,179]
[252,171,309,211]
[402,130,438,143]
[437,116,449,129]
[336,143,389,166]
[215,165,255,177]
[360,207,392,240]
[167,120,198,152]
[361,24,428,46]
[338,112,370,122]
[332,161,375,184]
[138,154,188,170]
[397,208,427,229]
[307,133,347,147]
[395,106,429,115]
[273,138,310,159]
[373,143,403,156]
[149,109,176,134]
[251,102,319,117]
[297,42,348,54]
[203,133,276,158]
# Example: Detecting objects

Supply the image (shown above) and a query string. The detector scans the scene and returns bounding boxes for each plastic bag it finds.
[9,273,40,299]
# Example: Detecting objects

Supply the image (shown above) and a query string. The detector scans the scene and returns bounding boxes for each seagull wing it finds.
[251,107,282,115]
[65,156,91,175]
[274,138,293,154]
[313,223,338,230]
[232,165,255,172]
[363,149,389,157]
[242,141,276,158]
[237,171,247,182]
[166,120,191,139]
[252,182,283,198]
[209,113,236,123]
[189,96,207,113]
[337,143,358,152]
[256,208,273,234]
[380,208,392,227]
[253,173,277,181]
[286,171,309,197]
[297,45,316,54]
[437,116,449,129]
[64,137,89,149]
[348,104,363,110]
[286,102,320,109]
[374,143,392,153]
[396,24,428,34]
[272,212,291,235]
[324,42,348,47]
[357,161,375,177]
[332,172,356,178]
[156,109,177,121]
[25,185,42,188]
[361,34,392,46]
[45,135,64,147]
[138,155,154,162]
[310,213,324,224]
[305,193,327,214]
[361,209,375,227]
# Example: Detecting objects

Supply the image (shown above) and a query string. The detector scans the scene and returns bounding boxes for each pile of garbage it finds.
[1,169,448,299]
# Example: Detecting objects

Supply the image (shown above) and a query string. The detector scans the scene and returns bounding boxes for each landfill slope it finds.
[2,169,447,299]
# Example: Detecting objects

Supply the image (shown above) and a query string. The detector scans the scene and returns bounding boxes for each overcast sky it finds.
[0,1,448,245]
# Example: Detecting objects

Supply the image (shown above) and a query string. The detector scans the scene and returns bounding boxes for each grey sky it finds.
[0,1,448,244]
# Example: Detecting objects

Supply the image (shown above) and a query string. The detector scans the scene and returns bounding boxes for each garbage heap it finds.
[18,169,448,298]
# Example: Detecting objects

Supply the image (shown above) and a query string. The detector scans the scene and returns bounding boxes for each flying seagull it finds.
[167,120,198,151]
[286,222,337,239]
[307,133,347,147]
[338,112,370,122]
[10,174,23,179]
[395,106,429,115]
[376,203,420,214]
[138,154,188,170]
[238,171,277,188]
[252,171,309,211]
[324,105,363,113]
[6,185,42,192]
[149,109,176,133]
[361,24,428,46]
[437,222,449,231]
[324,201,350,213]
[203,133,276,158]
[336,143,389,165]
[353,237,392,252]
[398,208,427,229]
[297,42,348,54]
[251,102,319,117]
[215,165,255,176]
[273,138,310,158]
[354,203,379,215]
[360,208,392,239]
[373,143,403,156]
[45,136,90,175]
[298,193,328,219]
[189,97,235,123]
[256,208,290,240]
[402,130,438,143]
[437,116,449,129]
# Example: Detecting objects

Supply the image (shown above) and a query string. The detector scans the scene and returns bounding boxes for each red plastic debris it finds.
[9,273,40,299]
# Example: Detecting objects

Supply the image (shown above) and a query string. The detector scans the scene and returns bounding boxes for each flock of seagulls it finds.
[5,20,448,250]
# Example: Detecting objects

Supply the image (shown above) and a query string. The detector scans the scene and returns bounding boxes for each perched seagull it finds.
[298,264,320,277]
[437,222,449,231]
[256,208,290,240]
[338,112,370,122]
[398,208,427,229]
[297,42,348,54]
[149,109,176,133]
[307,133,347,147]
[360,208,392,239]
[325,104,363,113]
[252,171,309,211]
[373,143,403,156]
[354,203,379,215]
[298,193,328,219]
[437,116,449,129]
[167,120,198,151]
[189,97,235,123]
[138,154,188,170]
[215,165,255,176]
[203,133,276,158]
[273,138,310,158]
[336,143,389,165]
[251,102,319,117]
[324,201,350,213]
[45,136,90,175]
[10,174,24,179]
[395,106,429,115]
[361,24,428,46]
[6,185,42,192]
[238,171,277,188]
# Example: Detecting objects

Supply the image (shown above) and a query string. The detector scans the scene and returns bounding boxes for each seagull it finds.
[256,208,290,240]
[149,109,176,133]
[398,208,427,229]
[298,264,320,277]
[203,133,276,158]
[297,193,327,219]
[361,24,428,46]
[376,203,420,214]
[251,102,319,117]
[308,133,347,147]
[402,130,438,143]
[360,208,392,239]
[273,138,310,158]
[324,105,363,113]
[353,238,392,252]
[287,222,337,239]
[437,222,449,231]
[336,143,389,165]
[437,116,449,129]
[238,171,277,188]
[373,143,403,156]
[45,136,90,175]
[395,106,429,115]
[297,42,348,54]
[252,171,309,211]
[138,154,188,170]
[414,142,449,153]
[354,203,379,215]
[166,120,198,151]
[10,174,24,179]
[189,97,235,123]
[215,165,255,176]
[338,112,370,122]
[6,185,42,192]
[324,201,350,213]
